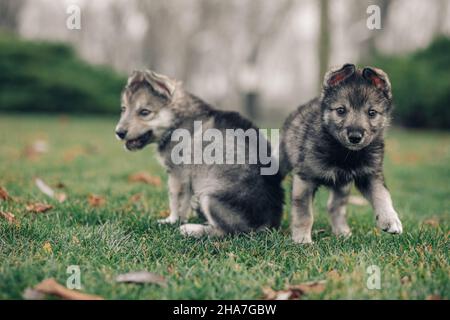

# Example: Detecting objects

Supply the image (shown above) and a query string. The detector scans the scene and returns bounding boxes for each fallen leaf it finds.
[128,172,162,187]
[23,278,103,300]
[26,203,54,213]
[72,235,80,244]
[426,294,442,300]
[0,186,11,201]
[35,178,67,203]
[116,271,167,287]
[55,182,66,189]
[263,280,326,300]
[290,281,326,294]
[348,195,368,206]
[327,269,342,281]
[422,218,439,228]
[373,227,380,236]
[42,241,53,254]
[129,193,142,203]
[262,287,291,300]
[0,211,18,225]
[159,210,170,218]
[88,194,105,207]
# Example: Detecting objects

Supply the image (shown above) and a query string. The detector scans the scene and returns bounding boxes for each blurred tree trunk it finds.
[318,0,330,89]
[241,0,293,119]
[435,0,448,34]
[139,0,168,70]
[0,0,26,33]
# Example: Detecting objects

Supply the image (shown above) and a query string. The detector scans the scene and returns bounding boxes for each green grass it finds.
[0,114,449,300]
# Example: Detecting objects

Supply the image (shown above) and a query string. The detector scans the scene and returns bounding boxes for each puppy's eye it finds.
[336,107,346,115]
[121,106,126,113]
[139,109,151,117]
[368,109,377,118]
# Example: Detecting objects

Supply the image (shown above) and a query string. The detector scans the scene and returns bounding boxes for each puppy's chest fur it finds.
[301,138,383,186]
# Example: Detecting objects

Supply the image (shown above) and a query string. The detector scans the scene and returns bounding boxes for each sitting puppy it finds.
[280,63,403,243]
[115,70,283,237]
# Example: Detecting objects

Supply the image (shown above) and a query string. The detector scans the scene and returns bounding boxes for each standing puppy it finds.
[280,63,403,244]
[115,70,283,237]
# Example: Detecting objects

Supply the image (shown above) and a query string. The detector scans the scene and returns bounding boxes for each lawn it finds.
[0,114,449,300]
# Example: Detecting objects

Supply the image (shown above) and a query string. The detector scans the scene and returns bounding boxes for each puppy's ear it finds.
[143,70,176,100]
[127,70,146,86]
[362,67,392,99]
[323,63,356,88]
[126,69,176,100]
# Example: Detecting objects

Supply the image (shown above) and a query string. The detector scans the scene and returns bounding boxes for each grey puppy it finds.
[115,70,283,237]
[280,63,403,243]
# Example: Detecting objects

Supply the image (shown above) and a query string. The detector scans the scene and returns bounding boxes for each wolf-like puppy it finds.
[115,70,283,237]
[280,63,403,244]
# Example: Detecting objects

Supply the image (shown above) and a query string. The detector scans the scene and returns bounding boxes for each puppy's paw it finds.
[333,226,352,237]
[377,213,403,234]
[157,215,180,225]
[179,223,206,238]
[292,232,313,244]
[331,221,352,237]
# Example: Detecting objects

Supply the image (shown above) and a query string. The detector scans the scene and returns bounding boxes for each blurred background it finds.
[1,0,450,128]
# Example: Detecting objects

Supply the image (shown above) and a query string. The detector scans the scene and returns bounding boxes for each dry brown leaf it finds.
[423,218,439,228]
[88,194,106,207]
[263,280,326,300]
[55,182,66,189]
[327,269,342,281]
[26,203,54,213]
[0,211,18,225]
[72,235,80,244]
[35,178,67,203]
[129,193,142,203]
[426,294,442,300]
[159,210,170,218]
[116,271,167,287]
[348,195,369,206]
[128,172,162,187]
[290,281,326,294]
[24,278,103,300]
[42,241,53,254]
[0,186,11,201]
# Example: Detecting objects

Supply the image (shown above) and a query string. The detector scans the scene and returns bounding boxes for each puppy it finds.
[280,63,403,243]
[115,70,283,237]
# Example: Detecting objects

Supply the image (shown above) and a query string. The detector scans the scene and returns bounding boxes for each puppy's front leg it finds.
[158,174,190,224]
[327,183,352,236]
[356,175,403,234]
[291,175,316,244]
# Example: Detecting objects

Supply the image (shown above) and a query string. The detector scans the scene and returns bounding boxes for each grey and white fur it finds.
[280,63,403,244]
[115,70,283,237]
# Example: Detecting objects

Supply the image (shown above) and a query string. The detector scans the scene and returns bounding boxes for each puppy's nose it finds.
[348,131,363,144]
[116,130,127,140]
